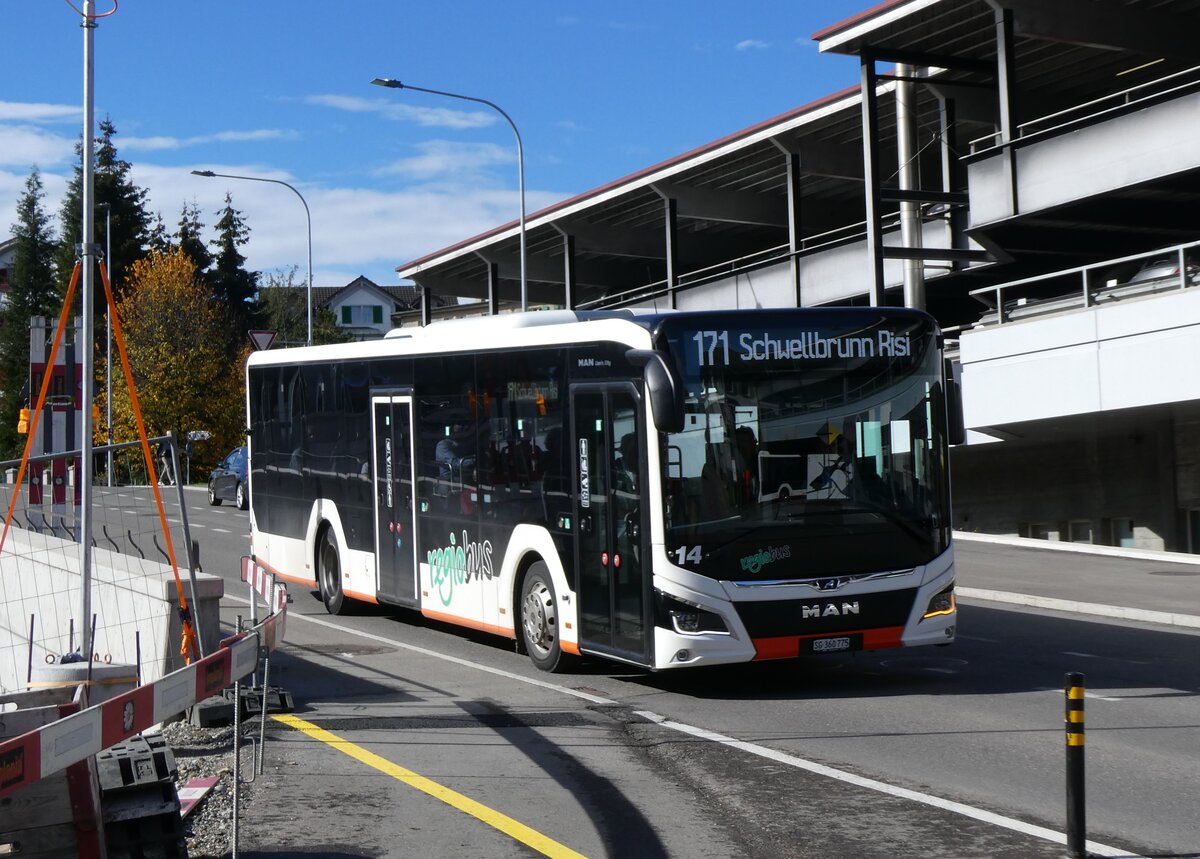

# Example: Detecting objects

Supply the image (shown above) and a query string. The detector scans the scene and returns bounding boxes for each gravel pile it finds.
[161,719,260,859]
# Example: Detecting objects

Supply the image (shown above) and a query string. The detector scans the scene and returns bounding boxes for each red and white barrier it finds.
[0,556,287,800]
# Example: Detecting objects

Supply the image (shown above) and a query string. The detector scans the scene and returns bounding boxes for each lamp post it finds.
[190,170,313,346]
[98,201,112,486]
[370,78,527,313]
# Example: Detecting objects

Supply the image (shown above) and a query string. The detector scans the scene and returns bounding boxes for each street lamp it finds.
[98,201,112,486]
[370,78,527,313]
[190,169,313,346]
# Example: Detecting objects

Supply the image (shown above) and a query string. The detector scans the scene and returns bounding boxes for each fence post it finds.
[1065,671,1086,858]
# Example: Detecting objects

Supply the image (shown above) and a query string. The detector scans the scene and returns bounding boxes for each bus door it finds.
[372,393,418,606]
[571,385,651,666]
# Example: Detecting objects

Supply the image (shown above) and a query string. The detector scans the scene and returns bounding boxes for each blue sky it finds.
[1,1,866,287]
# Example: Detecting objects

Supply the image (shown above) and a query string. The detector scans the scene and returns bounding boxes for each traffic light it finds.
[17,408,29,434]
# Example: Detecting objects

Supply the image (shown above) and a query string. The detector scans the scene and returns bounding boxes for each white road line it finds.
[224,596,611,706]
[1085,692,1123,702]
[212,528,231,534]
[631,712,1145,859]
[238,598,1146,859]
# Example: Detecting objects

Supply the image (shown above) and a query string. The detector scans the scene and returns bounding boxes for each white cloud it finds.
[121,129,299,152]
[307,94,495,130]
[736,39,771,51]
[3,156,565,288]
[0,101,80,123]
[135,163,562,287]
[0,125,77,168]
[375,141,514,181]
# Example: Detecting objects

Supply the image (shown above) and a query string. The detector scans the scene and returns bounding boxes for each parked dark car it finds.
[208,446,249,509]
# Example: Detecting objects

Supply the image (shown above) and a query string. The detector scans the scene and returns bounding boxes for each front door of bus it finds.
[572,385,650,665]
[372,393,418,606]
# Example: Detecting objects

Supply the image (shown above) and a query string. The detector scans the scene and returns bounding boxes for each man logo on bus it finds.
[801,602,860,619]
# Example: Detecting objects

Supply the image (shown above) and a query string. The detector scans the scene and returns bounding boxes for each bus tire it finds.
[520,563,567,673]
[317,527,347,615]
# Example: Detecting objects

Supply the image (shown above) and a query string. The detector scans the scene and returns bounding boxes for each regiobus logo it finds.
[739,545,792,574]
[427,530,494,606]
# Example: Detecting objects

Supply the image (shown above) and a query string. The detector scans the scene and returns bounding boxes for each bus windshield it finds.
[658,310,951,581]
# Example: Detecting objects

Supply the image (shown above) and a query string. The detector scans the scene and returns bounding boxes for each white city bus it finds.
[245,308,960,671]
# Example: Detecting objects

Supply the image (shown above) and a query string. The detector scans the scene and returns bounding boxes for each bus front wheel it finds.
[317,528,347,615]
[520,563,565,672]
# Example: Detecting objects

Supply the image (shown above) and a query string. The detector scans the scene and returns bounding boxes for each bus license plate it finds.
[811,636,851,653]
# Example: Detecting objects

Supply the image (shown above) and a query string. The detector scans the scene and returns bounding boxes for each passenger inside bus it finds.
[435,422,475,513]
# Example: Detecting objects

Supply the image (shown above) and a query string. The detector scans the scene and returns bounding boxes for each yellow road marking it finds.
[272,713,589,859]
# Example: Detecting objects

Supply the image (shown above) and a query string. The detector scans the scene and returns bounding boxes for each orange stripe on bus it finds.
[752,626,906,660]
[420,608,515,639]
[268,569,317,588]
[252,561,378,604]
[560,640,581,656]
[343,588,380,605]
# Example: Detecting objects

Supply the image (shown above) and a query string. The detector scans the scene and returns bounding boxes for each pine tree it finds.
[209,192,258,335]
[0,169,60,458]
[55,117,151,301]
[176,201,211,279]
[146,212,171,254]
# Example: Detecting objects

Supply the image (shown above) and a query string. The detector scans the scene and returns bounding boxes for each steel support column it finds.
[663,197,679,309]
[938,95,970,268]
[420,284,432,326]
[783,148,804,306]
[896,64,925,310]
[995,5,1020,215]
[860,51,886,306]
[486,261,500,316]
[562,231,577,310]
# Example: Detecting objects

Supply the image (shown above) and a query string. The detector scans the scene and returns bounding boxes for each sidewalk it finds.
[953,531,1200,630]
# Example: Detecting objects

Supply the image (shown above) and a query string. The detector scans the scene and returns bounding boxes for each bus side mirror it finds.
[627,350,685,433]
[945,359,966,446]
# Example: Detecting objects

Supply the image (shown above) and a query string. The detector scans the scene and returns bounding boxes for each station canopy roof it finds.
[396,0,1200,310]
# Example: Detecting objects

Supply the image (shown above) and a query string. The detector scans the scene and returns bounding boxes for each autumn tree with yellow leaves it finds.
[100,248,247,479]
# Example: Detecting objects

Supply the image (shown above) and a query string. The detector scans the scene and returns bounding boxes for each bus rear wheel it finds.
[520,563,567,672]
[317,528,347,615]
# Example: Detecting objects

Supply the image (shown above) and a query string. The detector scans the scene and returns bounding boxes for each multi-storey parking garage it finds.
[391,0,1200,553]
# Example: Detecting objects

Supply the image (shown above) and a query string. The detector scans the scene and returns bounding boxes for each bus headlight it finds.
[922,584,956,620]
[655,591,728,635]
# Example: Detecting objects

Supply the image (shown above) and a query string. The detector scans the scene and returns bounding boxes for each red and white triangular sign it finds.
[248,330,277,351]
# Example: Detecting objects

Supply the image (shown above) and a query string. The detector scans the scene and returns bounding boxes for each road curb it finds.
[957,587,1200,630]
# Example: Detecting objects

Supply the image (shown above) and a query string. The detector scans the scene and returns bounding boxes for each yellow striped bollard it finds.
[1065,671,1086,858]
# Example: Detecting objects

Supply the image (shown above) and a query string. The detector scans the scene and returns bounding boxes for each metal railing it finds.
[969,239,1200,326]
[970,64,1200,154]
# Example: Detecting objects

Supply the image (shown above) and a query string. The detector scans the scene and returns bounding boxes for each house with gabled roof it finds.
[299,275,449,340]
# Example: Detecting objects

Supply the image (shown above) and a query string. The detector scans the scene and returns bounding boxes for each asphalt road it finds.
[183,490,1200,858]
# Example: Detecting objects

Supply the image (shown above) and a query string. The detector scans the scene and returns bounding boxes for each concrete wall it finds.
[951,413,1179,551]
[968,92,1200,225]
[674,219,977,310]
[960,288,1200,430]
[0,529,224,694]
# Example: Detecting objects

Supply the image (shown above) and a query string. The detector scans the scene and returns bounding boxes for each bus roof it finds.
[382,308,659,339]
